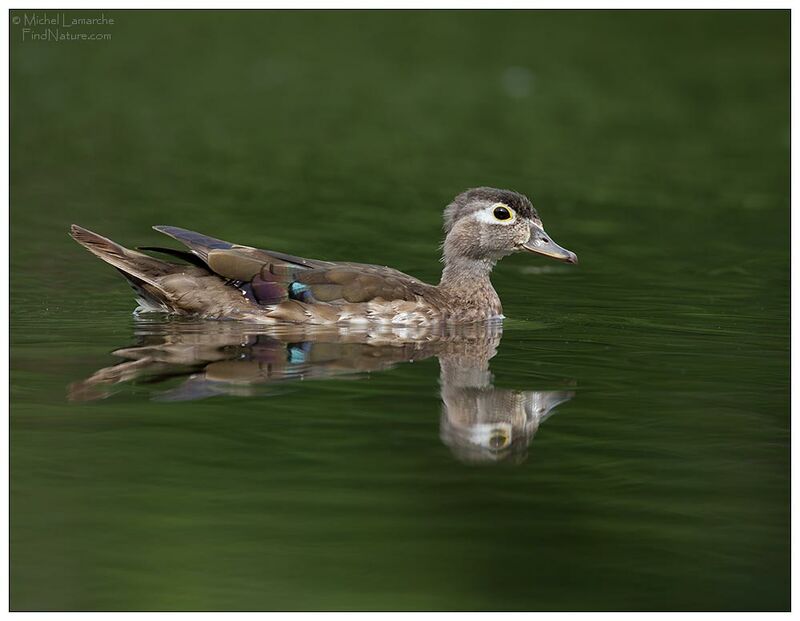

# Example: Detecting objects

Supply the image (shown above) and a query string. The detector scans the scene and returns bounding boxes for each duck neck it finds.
[438,253,501,314]
[439,255,495,290]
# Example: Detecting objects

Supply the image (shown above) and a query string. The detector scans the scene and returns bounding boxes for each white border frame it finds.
[2,2,794,618]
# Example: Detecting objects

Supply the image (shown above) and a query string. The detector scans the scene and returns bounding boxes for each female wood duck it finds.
[70,187,577,325]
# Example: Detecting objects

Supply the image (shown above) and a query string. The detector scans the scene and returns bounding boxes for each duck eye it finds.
[489,431,510,449]
[493,205,512,221]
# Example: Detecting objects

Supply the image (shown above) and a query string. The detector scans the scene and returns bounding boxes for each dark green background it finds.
[10,10,790,611]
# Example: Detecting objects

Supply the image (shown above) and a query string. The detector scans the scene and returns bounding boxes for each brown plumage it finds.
[70,187,577,325]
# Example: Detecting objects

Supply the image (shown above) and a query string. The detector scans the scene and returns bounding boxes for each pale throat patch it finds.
[472,202,517,225]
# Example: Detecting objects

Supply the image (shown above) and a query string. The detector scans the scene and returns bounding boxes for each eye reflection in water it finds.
[69,319,575,465]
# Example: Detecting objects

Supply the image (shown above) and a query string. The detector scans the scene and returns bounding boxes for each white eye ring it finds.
[474,203,516,225]
[492,203,514,222]
[469,422,513,449]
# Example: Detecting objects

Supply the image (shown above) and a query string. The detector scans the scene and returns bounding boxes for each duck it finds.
[70,187,577,325]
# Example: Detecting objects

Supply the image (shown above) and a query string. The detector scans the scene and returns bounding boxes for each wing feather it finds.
[153,225,437,308]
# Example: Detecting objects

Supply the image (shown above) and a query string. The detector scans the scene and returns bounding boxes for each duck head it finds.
[442,187,578,264]
[439,387,575,464]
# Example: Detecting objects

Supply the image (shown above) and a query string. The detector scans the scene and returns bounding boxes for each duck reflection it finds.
[69,320,574,464]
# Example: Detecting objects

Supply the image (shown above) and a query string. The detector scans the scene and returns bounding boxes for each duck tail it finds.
[69,225,184,311]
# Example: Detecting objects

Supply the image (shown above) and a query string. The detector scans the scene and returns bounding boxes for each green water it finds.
[10,10,789,611]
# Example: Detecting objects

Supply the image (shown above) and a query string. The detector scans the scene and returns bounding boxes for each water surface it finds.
[10,10,789,611]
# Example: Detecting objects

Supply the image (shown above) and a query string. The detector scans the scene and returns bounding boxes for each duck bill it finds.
[521,224,578,264]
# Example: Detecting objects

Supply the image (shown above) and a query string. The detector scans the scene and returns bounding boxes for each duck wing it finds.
[153,226,438,311]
